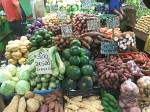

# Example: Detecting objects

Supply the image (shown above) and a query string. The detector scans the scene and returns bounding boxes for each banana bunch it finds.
[101,92,121,112]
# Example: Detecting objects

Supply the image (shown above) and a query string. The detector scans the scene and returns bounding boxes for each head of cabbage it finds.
[0,80,16,96]
[15,80,30,95]
[5,64,17,76]
[18,69,31,81]
[0,70,12,83]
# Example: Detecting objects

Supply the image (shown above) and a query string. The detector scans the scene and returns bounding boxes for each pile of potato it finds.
[3,91,44,112]
[5,36,30,65]
[64,96,104,112]
[137,76,150,100]
[134,15,150,34]
[51,35,79,51]
[95,56,133,89]
[72,14,98,35]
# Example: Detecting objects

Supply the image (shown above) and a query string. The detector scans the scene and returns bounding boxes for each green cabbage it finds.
[0,70,12,83]
[0,81,15,96]
[12,77,19,82]
[15,80,30,95]
[5,64,17,76]
[18,69,31,81]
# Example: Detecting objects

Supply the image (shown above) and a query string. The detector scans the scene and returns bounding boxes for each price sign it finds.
[144,36,150,54]
[101,41,118,54]
[34,51,51,75]
[107,16,120,29]
[50,4,58,13]
[57,11,67,20]
[81,0,93,9]
[87,19,100,31]
[61,24,72,38]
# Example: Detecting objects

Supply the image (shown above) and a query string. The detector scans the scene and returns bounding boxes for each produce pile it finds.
[61,40,95,90]
[134,15,150,34]
[5,36,30,65]
[64,95,104,112]
[29,29,54,52]
[3,90,63,112]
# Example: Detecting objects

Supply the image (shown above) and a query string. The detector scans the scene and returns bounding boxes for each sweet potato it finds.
[53,90,62,98]
[54,102,59,112]
[40,104,49,112]
[48,102,55,110]
[18,96,26,112]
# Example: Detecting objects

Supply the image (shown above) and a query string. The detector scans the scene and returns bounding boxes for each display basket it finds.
[63,87,100,98]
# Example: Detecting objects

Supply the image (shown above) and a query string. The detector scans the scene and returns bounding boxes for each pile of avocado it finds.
[29,29,54,52]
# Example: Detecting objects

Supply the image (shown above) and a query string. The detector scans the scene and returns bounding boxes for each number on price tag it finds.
[50,4,58,13]
[81,0,93,9]
[87,19,100,31]
[34,51,51,75]
[107,16,120,29]
[101,41,118,54]
[57,11,67,20]
[61,24,72,38]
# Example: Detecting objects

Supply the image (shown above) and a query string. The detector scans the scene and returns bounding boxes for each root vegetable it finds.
[3,95,20,112]
[26,98,40,112]
[18,97,26,112]
[25,91,35,99]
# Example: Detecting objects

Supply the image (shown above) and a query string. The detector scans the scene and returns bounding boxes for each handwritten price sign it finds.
[107,16,120,29]
[50,4,58,13]
[57,11,67,20]
[81,0,93,9]
[34,51,51,74]
[61,24,72,38]
[87,19,100,31]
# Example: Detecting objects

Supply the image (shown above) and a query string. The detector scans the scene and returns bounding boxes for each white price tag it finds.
[81,0,93,9]
[87,19,101,31]
[34,51,51,75]
[57,11,67,20]
[107,16,120,29]
[50,4,58,13]
[61,24,72,38]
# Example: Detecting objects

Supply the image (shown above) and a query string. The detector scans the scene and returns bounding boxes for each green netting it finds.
[19,0,32,16]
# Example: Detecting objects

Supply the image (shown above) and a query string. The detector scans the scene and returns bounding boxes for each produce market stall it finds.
[0,0,150,112]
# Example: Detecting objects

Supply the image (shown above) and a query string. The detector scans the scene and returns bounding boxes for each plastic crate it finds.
[63,87,100,98]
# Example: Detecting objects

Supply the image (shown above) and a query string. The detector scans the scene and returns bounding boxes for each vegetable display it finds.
[95,56,134,89]
[134,15,150,34]
[29,29,54,52]
[61,40,95,90]
[28,18,45,35]
[5,36,30,65]
[64,95,104,112]
[101,91,121,112]
[72,14,99,34]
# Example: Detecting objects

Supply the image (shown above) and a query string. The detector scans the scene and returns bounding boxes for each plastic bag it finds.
[119,79,139,108]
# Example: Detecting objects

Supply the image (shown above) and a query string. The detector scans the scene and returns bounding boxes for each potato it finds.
[26,98,40,112]
[34,94,44,102]
[25,91,35,99]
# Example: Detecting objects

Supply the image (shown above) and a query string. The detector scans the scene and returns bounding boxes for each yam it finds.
[18,97,26,112]
[39,104,48,112]
[3,95,20,112]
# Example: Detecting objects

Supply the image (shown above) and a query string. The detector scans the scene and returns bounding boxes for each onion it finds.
[37,18,42,23]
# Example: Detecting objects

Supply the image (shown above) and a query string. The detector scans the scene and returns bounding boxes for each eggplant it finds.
[37,17,42,23]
